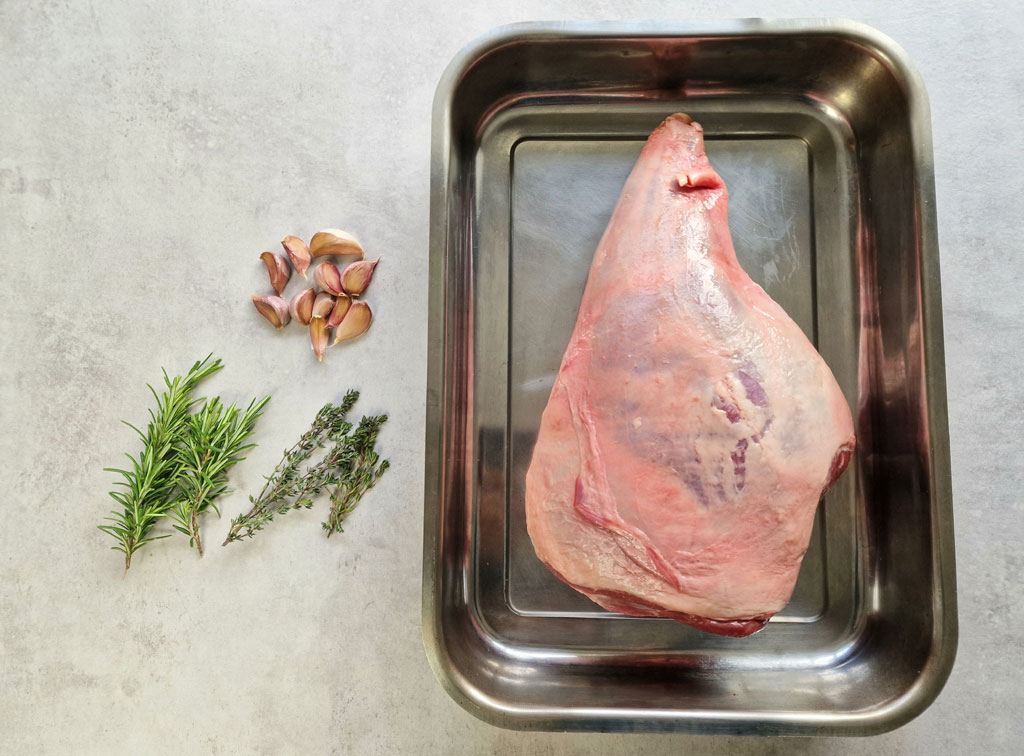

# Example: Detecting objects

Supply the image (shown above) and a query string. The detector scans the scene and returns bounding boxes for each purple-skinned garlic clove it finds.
[313,262,344,296]
[340,258,379,297]
[309,229,364,259]
[289,287,315,326]
[311,290,336,319]
[332,300,372,344]
[310,317,329,361]
[327,293,352,328]
[252,294,291,329]
[260,252,292,296]
[281,235,311,278]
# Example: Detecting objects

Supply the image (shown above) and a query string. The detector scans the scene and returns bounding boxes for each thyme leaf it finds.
[323,414,389,537]
[223,391,389,545]
[222,391,359,544]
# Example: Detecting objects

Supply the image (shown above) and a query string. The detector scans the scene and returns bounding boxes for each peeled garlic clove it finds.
[313,262,344,296]
[327,293,352,328]
[310,317,329,361]
[340,258,379,296]
[281,235,311,278]
[252,294,290,329]
[260,252,292,296]
[289,287,315,326]
[312,290,336,319]
[309,228,364,259]
[333,300,372,343]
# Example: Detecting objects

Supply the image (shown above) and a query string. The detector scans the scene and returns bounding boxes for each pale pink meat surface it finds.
[524,114,856,638]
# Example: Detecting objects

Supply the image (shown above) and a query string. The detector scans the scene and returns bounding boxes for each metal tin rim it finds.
[424,19,956,735]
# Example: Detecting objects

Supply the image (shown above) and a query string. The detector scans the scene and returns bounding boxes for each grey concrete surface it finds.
[2,1,1021,754]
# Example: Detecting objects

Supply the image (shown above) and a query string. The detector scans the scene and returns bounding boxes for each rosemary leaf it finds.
[168,394,270,557]
[98,355,223,575]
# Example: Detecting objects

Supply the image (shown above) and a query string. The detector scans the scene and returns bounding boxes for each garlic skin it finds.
[309,229,364,259]
[252,294,291,329]
[312,290,335,319]
[289,287,315,326]
[281,235,311,278]
[310,317,329,361]
[340,258,379,296]
[313,262,344,296]
[260,252,292,296]
[327,293,351,328]
[332,300,372,343]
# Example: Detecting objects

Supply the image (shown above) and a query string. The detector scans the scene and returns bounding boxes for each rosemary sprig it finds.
[323,414,389,537]
[99,355,223,575]
[223,390,359,545]
[168,395,270,557]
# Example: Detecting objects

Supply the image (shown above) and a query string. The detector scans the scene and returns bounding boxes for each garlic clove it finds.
[260,252,292,296]
[309,228,364,259]
[327,293,352,328]
[252,294,291,329]
[332,300,372,343]
[281,235,311,278]
[289,287,315,325]
[310,317,329,361]
[311,290,336,319]
[313,262,344,296]
[340,258,379,296]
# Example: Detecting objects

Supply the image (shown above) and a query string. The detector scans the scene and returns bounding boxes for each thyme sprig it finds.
[222,391,360,544]
[99,355,223,575]
[323,414,390,536]
[223,390,389,545]
[168,395,270,556]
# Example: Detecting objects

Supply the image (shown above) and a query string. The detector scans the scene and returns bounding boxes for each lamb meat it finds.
[524,114,855,638]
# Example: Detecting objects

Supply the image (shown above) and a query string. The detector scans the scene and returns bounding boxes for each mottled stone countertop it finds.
[2,1,1020,754]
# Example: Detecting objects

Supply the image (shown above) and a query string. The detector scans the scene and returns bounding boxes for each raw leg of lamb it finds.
[524,113,855,638]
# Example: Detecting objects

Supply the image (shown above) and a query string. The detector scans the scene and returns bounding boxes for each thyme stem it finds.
[223,391,360,545]
[223,391,389,545]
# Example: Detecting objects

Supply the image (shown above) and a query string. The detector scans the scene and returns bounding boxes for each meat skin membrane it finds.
[524,114,856,638]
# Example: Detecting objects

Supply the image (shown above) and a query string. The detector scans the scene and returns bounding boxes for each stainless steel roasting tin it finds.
[424,20,956,735]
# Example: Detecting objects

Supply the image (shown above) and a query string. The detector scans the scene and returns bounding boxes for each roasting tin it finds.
[423,20,956,735]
